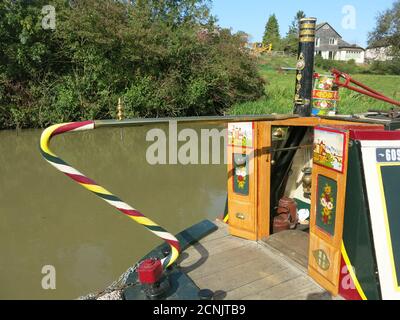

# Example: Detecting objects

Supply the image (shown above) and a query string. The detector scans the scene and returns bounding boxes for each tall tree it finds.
[368,0,400,56]
[288,11,306,36]
[283,10,306,53]
[262,14,281,50]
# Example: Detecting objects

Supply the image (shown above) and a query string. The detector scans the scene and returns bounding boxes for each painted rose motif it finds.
[320,183,334,225]
[312,74,338,116]
[235,166,247,189]
[317,77,334,90]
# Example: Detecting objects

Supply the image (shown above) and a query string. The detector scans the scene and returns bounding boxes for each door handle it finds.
[236,213,246,220]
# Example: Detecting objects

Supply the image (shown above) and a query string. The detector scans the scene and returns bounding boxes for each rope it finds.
[39,121,180,269]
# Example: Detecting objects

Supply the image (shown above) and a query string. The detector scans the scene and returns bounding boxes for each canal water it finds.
[0,123,227,299]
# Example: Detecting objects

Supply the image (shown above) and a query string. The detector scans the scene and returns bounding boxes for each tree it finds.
[368,0,400,57]
[288,10,306,36]
[368,0,400,75]
[283,10,306,54]
[262,14,281,50]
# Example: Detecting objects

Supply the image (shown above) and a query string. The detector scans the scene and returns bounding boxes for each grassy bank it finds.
[230,55,400,115]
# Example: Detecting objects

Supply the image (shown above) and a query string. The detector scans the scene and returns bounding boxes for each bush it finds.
[369,59,400,75]
[0,0,265,129]
[314,55,400,76]
[314,55,367,74]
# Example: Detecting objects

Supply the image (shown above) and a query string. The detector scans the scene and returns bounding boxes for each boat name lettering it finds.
[376,148,400,163]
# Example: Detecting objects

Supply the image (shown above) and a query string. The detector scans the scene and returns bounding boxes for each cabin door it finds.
[308,127,350,295]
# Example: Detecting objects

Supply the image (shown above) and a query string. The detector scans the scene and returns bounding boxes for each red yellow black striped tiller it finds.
[39,121,180,270]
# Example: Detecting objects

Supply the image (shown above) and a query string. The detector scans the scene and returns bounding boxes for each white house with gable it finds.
[314,22,365,64]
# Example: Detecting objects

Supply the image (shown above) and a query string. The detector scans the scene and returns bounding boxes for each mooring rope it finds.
[39,121,180,268]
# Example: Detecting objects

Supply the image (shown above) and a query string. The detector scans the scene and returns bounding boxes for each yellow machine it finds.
[251,42,272,56]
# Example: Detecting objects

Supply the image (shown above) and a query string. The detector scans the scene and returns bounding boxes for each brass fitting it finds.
[117,98,124,121]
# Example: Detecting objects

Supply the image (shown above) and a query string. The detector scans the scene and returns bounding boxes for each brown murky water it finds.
[0,123,227,299]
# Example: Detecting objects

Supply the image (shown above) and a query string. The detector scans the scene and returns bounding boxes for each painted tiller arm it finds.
[39,120,180,268]
[331,68,400,107]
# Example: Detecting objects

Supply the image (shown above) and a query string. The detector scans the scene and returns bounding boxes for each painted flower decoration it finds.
[324,185,332,194]
[236,166,247,189]
[322,207,331,224]
[320,183,334,225]
[242,135,247,147]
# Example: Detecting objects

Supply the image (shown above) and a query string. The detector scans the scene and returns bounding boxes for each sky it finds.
[210,0,397,48]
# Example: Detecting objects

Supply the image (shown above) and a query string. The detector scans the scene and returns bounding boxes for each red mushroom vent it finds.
[138,259,163,284]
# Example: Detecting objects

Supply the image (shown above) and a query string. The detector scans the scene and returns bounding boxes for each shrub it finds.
[369,59,400,75]
[0,0,265,129]
[314,55,367,74]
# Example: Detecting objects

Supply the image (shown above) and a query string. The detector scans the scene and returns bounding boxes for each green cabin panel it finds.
[379,165,400,286]
[343,141,381,300]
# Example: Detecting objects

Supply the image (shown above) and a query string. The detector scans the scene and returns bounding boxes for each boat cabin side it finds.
[226,116,400,300]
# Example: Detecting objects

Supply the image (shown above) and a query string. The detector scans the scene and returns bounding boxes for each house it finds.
[314,22,365,64]
[365,46,394,62]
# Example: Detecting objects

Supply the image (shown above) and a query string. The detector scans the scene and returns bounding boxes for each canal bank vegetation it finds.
[0,0,265,129]
[230,55,400,116]
[231,0,400,116]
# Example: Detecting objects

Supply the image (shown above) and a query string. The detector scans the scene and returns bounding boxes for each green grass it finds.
[230,55,400,115]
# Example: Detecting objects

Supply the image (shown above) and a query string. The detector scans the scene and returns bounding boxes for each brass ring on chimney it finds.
[300,23,315,29]
[300,37,315,43]
[300,30,315,36]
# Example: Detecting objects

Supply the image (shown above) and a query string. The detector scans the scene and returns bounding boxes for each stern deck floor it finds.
[177,220,338,300]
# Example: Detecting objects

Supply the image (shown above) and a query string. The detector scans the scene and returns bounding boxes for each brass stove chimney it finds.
[293,17,317,116]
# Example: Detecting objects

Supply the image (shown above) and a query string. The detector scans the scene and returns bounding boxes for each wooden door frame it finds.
[255,117,380,242]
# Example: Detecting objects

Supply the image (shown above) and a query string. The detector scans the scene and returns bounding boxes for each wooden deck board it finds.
[262,230,309,269]
[246,276,323,300]
[178,221,336,300]
[221,268,295,300]
[193,255,288,293]
[180,243,259,280]
[198,220,229,243]
[177,235,250,267]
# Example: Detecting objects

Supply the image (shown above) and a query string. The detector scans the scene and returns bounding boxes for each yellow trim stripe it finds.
[223,214,229,223]
[341,242,367,300]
